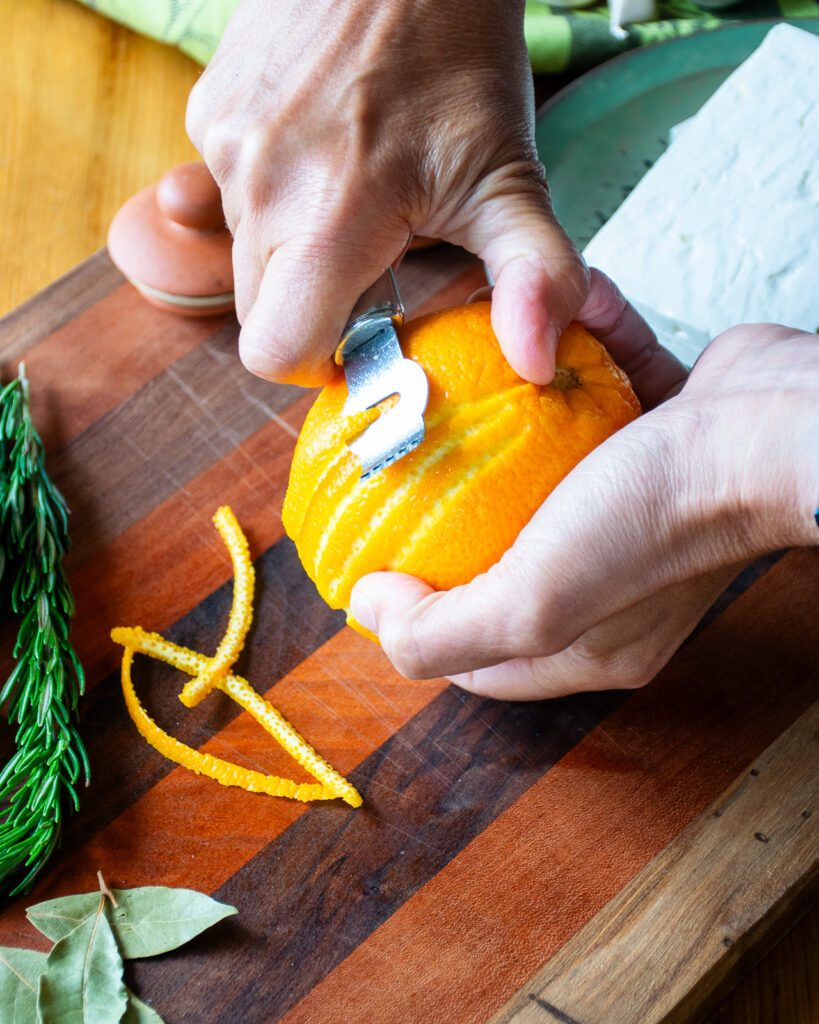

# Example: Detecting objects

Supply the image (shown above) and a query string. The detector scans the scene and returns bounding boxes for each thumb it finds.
[447,164,589,384]
[238,224,408,387]
[349,554,552,681]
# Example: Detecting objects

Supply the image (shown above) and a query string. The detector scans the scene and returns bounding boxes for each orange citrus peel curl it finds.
[179,505,255,709]
[112,626,361,807]
[111,506,362,809]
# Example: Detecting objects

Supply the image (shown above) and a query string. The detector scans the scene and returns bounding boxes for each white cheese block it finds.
[583,25,819,366]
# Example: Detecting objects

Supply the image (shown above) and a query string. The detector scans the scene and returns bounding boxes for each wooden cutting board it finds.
[0,248,816,1024]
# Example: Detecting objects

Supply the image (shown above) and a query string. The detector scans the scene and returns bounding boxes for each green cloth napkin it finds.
[80,0,818,72]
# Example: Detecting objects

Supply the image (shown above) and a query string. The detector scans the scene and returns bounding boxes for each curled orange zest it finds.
[112,505,362,809]
[179,505,254,709]
[119,647,334,802]
[112,626,361,807]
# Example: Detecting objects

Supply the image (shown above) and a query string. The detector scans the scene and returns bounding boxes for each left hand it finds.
[186,0,587,386]
[349,271,819,698]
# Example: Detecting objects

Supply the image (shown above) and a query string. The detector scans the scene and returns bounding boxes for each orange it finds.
[283,301,640,631]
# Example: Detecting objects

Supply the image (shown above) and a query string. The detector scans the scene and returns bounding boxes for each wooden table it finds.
[2,2,817,1020]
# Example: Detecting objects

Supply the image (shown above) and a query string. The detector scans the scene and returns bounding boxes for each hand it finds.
[186,0,587,386]
[349,272,819,698]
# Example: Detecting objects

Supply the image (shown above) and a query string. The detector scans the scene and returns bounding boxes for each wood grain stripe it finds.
[60,536,344,853]
[490,702,818,1024]
[0,393,313,690]
[124,684,622,1024]
[278,549,819,1024]
[8,288,234,450]
[400,248,487,318]
[0,250,121,363]
[0,555,813,1024]
[0,627,452,949]
[50,324,301,564]
[64,394,313,684]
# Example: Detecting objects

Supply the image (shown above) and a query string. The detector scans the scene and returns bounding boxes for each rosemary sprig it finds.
[0,364,89,896]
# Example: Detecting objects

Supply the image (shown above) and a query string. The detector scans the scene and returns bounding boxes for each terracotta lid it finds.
[107,162,234,316]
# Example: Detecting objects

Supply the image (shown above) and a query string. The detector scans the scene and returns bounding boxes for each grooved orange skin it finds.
[283,302,640,631]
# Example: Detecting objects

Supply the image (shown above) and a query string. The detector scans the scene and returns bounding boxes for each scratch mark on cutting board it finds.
[242,390,300,439]
[528,994,584,1024]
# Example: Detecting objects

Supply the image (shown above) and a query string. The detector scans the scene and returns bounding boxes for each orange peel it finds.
[179,505,255,709]
[112,626,361,807]
[119,647,334,802]
[112,505,362,809]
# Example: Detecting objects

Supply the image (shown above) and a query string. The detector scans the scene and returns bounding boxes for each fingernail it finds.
[349,587,378,635]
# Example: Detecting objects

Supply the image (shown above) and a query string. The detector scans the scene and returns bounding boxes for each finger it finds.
[351,399,752,680]
[349,547,559,680]
[449,564,741,700]
[579,269,689,409]
[230,218,265,325]
[446,164,589,385]
[238,225,407,386]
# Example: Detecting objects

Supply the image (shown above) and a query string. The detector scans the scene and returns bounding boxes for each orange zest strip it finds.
[179,505,255,709]
[118,647,336,802]
[112,626,362,808]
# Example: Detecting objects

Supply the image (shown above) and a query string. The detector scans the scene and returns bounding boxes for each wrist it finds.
[757,390,819,548]
[713,390,819,554]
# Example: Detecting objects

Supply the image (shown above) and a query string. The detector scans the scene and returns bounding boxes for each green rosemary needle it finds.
[0,364,89,896]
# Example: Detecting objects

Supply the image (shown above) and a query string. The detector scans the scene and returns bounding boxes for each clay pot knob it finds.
[156,162,225,231]
[108,160,235,315]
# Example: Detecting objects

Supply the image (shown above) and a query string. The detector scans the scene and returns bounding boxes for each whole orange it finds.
[283,301,640,630]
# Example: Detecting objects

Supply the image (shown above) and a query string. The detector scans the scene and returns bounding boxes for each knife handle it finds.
[336,267,404,364]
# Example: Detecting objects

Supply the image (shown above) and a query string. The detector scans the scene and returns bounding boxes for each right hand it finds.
[186,0,588,386]
[351,281,819,698]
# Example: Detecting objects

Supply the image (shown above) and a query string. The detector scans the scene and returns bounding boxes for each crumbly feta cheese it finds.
[583,25,819,366]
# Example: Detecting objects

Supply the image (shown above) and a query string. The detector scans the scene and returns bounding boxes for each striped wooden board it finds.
[0,248,816,1024]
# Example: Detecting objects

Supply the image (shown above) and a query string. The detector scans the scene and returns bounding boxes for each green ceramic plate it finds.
[535,20,819,250]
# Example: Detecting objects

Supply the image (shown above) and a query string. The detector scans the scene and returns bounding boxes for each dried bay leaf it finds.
[0,946,47,1021]
[26,893,97,944]
[37,908,127,1024]
[1,948,163,1024]
[28,886,237,958]
[123,990,166,1023]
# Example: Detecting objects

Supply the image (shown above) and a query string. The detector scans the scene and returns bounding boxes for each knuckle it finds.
[568,636,655,691]
[710,322,798,358]
[185,81,208,150]
[482,158,550,202]
[504,159,552,203]
[235,126,282,209]
[382,622,430,680]
[201,122,241,185]
[582,268,627,324]
[693,321,811,384]
[493,555,570,656]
